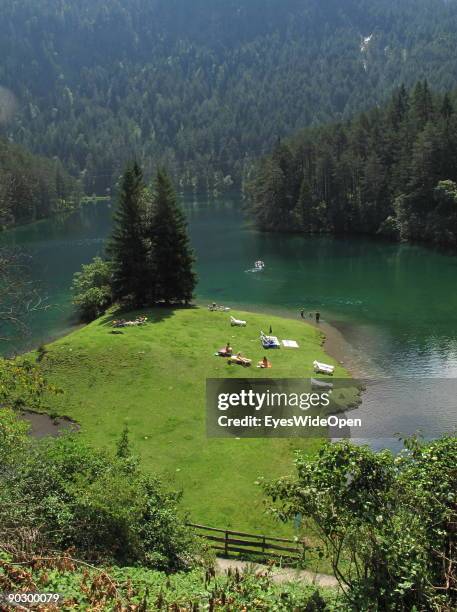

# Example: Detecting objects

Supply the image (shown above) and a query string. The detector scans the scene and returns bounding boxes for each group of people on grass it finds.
[112,315,148,328]
[217,342,271,368]
[300,309,320,323]
[208,302,230,312]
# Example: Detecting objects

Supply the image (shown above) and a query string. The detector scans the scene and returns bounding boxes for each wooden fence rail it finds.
[186,522,307,561]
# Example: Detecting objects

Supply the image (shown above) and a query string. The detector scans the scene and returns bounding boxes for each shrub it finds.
[0,559,338,610]
[0,407,30,474]
[264,437,457,610]
[1,432,200,571]
[71,256,113,321]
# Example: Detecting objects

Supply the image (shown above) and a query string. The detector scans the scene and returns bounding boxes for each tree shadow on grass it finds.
[96,302,199,329]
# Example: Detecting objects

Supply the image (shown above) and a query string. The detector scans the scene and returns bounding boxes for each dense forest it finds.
[250,82,457,248]
[0,138,81,229]
[3,1,457,193]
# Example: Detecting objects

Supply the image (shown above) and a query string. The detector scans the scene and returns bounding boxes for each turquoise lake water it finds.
[1,194,456,447]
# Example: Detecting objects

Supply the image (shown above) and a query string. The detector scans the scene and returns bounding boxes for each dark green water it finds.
[1,194,456,445]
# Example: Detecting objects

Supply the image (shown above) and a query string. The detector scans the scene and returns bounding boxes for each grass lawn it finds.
[35,306,347,538]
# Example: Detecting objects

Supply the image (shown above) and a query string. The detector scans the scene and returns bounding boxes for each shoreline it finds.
[311,319,365,378]
[4,320,86,359]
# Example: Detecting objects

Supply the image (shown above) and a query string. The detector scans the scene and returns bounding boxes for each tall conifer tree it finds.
[108,162,148,306]
[146,170,196,304]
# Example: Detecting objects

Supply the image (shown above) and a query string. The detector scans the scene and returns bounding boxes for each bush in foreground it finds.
[264,437,457,611]
[0,426,200,572]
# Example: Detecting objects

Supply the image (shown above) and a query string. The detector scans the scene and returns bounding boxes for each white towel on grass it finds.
[282,340,299,348]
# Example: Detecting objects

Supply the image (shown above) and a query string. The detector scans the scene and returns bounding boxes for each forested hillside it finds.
[250,82,457,247]
[2,0,457,193]
[0,138,81,229]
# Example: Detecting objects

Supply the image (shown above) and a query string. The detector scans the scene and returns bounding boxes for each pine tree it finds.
[146,169,196,304]
[441,92,454,121]
[409,123,441,196]
[251,143,302,231]
[296,177,312,230]
[388,84,410,129]
[108,162,149,306]
[251,157,287,229]
[412,80,434,128]
[360,152,387,231]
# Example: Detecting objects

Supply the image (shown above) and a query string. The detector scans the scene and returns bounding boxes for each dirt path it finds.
[215,557,339,588]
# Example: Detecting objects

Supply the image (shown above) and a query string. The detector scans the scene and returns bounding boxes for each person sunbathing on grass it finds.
[218,343,233,356]
[231,352,251,366]
[258,356,272,369]
[112,319,126,328]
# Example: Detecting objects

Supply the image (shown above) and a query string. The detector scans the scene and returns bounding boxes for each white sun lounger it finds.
[230,316,247,327]
[260,331,281,349]
[313,360,335,375]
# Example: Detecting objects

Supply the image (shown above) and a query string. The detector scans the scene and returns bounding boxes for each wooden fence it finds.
[187,523,307,561]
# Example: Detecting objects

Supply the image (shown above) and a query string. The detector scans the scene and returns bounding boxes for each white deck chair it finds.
[230,316,247,327]
[313,360,335,375]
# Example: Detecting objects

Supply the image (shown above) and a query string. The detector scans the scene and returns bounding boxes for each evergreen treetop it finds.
[106,164,196,306]
[108,162,149,306]
[146,169,196,305]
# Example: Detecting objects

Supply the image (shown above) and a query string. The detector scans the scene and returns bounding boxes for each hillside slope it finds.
[2,0,457,191]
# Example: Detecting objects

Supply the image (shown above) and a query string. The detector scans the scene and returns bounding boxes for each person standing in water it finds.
[300,309,305,319]
[315,311,321,323]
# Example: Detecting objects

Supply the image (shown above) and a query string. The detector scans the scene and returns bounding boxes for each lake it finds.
[1,194,456,449]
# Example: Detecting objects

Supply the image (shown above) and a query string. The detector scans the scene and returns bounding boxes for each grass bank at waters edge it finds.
[32,307,348,538]
[196,300,362,378]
